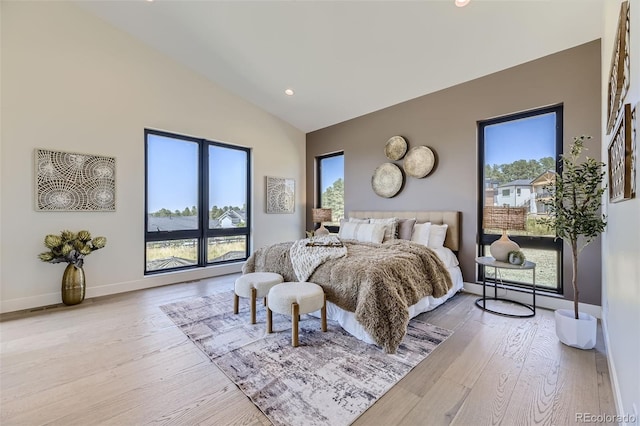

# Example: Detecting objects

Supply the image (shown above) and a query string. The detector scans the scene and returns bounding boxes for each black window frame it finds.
[477,104,564,293]
[144,129,251,275]
[316,151,344,234]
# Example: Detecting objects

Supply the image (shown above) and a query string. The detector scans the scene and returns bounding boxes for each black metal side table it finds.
[475,256,536,318]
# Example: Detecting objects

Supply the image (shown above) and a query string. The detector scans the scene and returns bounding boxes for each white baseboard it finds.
[0,262,243,314]
[463,282,602,318]
[601,309,633,425]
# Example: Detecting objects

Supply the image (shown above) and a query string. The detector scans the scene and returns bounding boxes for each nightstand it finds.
[475,256,536,318]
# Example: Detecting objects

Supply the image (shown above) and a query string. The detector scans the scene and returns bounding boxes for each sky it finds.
[147,134,246,213]
[320,154,344,191]
[147,114,545,213]
[484,112,556,166]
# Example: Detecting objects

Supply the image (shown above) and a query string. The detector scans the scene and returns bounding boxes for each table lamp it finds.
[312,208,332,236]
[483,206,526,262]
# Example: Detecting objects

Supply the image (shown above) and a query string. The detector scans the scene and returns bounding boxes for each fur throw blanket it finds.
[243,239,453,353]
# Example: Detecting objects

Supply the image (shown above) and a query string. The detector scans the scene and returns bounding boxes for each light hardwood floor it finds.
[1,274,616,425]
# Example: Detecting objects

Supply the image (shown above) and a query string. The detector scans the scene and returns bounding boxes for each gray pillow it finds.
[397,218,417,240]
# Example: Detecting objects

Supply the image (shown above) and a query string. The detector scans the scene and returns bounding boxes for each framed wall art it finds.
[35,149,116,211]
[630,104,637,200]
[265,176,295,214]
[608,104,635,203]
[606,1,630,134]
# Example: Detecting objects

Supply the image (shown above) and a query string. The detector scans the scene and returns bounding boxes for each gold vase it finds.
[61,264,85,306]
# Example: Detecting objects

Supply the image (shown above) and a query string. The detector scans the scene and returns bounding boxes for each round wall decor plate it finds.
[371,163,403,198]
[403,146,435,178]
[384,136,408,161]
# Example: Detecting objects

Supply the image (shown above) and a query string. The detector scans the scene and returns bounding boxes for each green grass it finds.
[146,236,559,290]
[146,238,246,269]
[483,245,558,289]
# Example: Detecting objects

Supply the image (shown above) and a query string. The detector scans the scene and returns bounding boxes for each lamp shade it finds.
[483,206,526,231]
[483,206,526,262]
[312,208,332,223]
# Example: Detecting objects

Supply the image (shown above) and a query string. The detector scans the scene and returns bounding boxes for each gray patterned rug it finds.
[160,291,452,426]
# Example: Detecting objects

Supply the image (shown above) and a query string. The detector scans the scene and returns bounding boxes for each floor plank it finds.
[451,353,524,425]
[352,384,421,426]
[399,376,470,426]
[0,276,616,425]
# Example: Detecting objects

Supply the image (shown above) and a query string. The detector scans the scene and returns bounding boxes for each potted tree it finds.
[540,135,606,349]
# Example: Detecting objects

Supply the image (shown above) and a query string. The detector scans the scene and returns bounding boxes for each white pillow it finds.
[348,217,370,223]
[411,222,431,245]
[339,217,368,229]
[338,222,385,244]
[428,224,448,248]
[369,217,398,242]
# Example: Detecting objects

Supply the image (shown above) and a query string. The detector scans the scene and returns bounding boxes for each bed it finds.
[243,210,463,353]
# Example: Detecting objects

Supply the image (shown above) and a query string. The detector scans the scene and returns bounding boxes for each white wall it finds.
[601,0,640,422]
[0,2,306,312]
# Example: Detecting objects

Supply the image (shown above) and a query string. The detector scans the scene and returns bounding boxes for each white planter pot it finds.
[554,309,597,350]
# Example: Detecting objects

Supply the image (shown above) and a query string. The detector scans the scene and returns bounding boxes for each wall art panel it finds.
[35,149,116,211]
[266,176,295,213]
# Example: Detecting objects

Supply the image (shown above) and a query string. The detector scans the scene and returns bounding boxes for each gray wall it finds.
[306,40,602,306]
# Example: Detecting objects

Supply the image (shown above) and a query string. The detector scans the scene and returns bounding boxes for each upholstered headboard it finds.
[348,210,461,251]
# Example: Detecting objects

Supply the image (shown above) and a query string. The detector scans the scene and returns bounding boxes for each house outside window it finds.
[478,104,563,292]
[145,129,250,274]
[317,152,344,231]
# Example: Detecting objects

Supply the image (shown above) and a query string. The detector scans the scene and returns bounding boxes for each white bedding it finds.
[310,247,464,346]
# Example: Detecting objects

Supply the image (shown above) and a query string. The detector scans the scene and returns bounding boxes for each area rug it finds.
[160,291,452,426]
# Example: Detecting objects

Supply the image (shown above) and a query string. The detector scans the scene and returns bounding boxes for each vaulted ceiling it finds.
[77,0,604,132]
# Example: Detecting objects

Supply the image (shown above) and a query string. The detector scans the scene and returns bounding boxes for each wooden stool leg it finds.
[233,294,239,314]
[266,301,272,334]
[292,302,299,347]
[321,293,327,332]
[264,297,267,306]
[250,288,257,325]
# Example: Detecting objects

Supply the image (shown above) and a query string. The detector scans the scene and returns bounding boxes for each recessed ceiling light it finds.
[455,0,470,7]
[284,89,295,96]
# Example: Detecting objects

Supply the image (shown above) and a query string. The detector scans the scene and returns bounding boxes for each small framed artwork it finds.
[35,149,116,211]
[606,1,630,134]
[265,176,295,214]
[608,103,635,203]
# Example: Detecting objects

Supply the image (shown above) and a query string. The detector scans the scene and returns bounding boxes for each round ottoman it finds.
[266,282,327,347]
[234,272,284,324]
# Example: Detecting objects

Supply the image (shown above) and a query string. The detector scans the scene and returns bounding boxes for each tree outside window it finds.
[318,152,344,228]
[478,105,563,292]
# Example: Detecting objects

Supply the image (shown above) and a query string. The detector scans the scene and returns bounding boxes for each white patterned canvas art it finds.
[266,176,295,214]
[35,149,116,211]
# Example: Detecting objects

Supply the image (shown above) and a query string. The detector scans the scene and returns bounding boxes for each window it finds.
[317,152,344,232]
[145,129,250,274]
[478,105,563,292]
